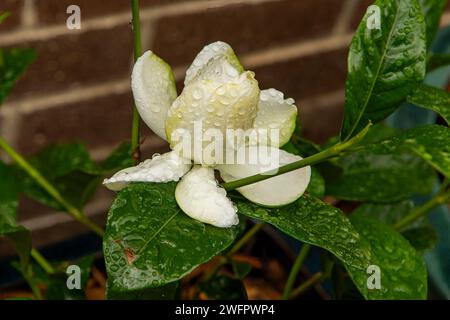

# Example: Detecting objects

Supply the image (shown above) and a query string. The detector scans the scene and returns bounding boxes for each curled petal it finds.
[103,151,191,191]
[175,166,238,228]
[131,50,178,140]
[184,41,243,86]
[216,146,310,207]
[251,89,298,147]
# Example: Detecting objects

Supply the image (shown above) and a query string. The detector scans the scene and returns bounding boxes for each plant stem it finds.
[31,249,55,274]
[228,222,265,256]
[282,244,311,300]
[290,271,323,299]
[394,190,450,230]
[0,137,104,237]
[222,123,372,191]
[204,222,265,281]
[130,0,142,164]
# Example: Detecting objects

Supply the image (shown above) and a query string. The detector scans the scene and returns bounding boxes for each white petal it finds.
[184,41,243,86]
[131,51,178,140]
[103,151,191,191]
[251,89,298,147]
[175,166,238,228]
[216,146,310,207]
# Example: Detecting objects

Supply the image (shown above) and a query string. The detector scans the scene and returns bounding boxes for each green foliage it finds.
[341,0,426,140]
[15,142,132,210]
[346,215,428,299]
[407,85,450,126]
[352,201,437,251]
[0,48,36,105]
[326,151,436,202]
[361,125,450,179]
[236,195,371,270]
[103,182,242,293]
[0,161,31,270]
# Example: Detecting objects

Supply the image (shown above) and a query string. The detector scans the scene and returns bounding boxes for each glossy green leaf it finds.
[352,201,437,251]
[347,215,427,299]
[106,281,179,300]
[200,275,247,300]
[419,0,448,48]
[341,0,427,140]
[0,48,35,105]
[0,161,31,269]
[103,182,241,292]
[427,53,450,72]
[361,124,450,179]
[326,151,436,202]
[236,195,371,270]
[407,85,450,125]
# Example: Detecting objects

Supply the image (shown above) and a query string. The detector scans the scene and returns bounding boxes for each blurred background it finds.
[0,0,449,265]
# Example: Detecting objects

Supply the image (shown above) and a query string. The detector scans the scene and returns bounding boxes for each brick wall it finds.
[1,0,450,251]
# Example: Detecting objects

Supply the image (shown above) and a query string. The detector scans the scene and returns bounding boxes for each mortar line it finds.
[2,33,352,115]
[332,0,359,35]
[0,0,279,46]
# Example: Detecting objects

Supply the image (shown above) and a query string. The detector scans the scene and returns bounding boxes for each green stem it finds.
[290,271,323,299]
[204,222,265,281]
[394,190,450,231]
[228,222,265,256]
[31,249,55,274]
[130,0,142,164]
[0,137,104,237]
[282,244,311,300]
[222,123,372,191]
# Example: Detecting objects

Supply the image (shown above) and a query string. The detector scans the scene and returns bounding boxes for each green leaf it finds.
[200,275,247,300]
[16,143,101,210]
[106,281,179,300]
[347,214,427,299]
[0,162,31,269]
[362,124,450,179]
[99,142,134,173]
[427,53,450,72]
[419,0,448,48]
[352,201,437,251]
[326,151,436,202]
[103,182,241,293]
[236,195,371,270]
[0,48,36,105]
[407,85,450,126]
[341,0,427,140]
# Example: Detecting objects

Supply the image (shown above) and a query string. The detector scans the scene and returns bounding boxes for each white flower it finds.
[103,41,311,228]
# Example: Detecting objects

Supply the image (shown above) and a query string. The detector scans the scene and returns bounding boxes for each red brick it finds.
[35,0,206,26]
[300,99,344,145]
[253,48,348,101]
[8,25,133,100]
[16,91,169,155]
[152,0,345,67]
[0,0,23,33]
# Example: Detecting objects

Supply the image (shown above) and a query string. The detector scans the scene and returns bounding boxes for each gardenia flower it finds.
[103,41,311,228]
